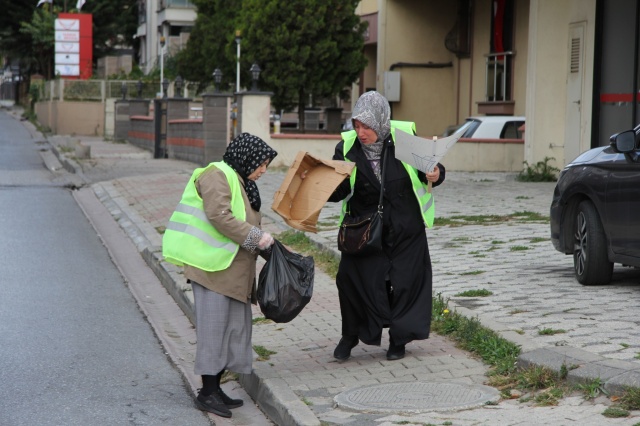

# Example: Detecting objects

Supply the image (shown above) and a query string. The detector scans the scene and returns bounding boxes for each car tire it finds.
[573,200,613,285]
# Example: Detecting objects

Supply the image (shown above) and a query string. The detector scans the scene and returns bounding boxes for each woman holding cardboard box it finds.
[328,91,445,361]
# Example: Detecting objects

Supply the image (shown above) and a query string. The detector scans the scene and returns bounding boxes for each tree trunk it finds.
[297,87,306,133]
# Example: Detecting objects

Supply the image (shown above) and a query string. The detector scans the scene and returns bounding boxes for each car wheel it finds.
[573,200,613,285]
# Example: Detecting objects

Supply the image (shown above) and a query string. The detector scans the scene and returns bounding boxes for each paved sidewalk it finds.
[39,128,640,425]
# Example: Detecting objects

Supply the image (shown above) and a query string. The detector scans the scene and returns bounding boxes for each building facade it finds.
[135,0,196,75]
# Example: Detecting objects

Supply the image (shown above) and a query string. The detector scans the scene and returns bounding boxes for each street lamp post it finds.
[235,30,242,92]
[162,78,169,99]
[213,68,222,93]
[159,36,166,96]
[175,76,183,98]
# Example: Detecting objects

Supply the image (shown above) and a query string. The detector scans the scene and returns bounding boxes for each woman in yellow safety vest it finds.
[328,91,445,361]
[162,133,277,418]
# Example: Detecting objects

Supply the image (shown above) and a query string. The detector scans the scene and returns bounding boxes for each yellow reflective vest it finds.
[162,161,246,272]
[340,120,435,228]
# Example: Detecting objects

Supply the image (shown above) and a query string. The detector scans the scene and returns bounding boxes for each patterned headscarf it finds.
[351,91,391,181]
[223,133,278,211]
[351,91,391,143]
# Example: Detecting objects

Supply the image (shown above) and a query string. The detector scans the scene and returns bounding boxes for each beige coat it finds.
[183,165,261,304]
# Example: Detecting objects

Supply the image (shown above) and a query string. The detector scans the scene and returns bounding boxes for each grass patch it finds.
[510,245,530,251]
[432,293,519,375]
[577,378,608,400]
[602,406,630,418]
[431,294,640,412]
[252,316,273,325]
[618,386,640,410]
[253,345,277,361]
[538,328,566,335]
[529,237,547,243]
[435,211,549,227]
[276,229,339,278]
[459,270,485,276]
[455,289,492,297]
[534,387,564,406]
[221,370,239,384]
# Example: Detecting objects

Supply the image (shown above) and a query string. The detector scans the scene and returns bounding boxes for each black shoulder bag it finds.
[337,147,388,256]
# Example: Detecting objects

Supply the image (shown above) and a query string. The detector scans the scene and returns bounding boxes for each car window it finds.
[462,120,481,138]
[500,121,525,139]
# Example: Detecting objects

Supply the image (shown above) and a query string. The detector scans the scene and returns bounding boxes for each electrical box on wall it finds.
[384,71,401,102]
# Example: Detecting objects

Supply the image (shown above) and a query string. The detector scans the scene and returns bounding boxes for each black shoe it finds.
[195,391,232,418]
[333,336,358,361]
[218,388,244,409]
[386,340,406,361]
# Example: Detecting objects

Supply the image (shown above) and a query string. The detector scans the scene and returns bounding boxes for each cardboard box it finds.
[272,151,355,233]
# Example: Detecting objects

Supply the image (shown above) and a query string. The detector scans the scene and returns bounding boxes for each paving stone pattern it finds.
[43,131,640,425]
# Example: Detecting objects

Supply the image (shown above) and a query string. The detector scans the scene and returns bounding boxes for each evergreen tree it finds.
[240,0,367,127]
[175,0,243,93]
[177,0,367,128]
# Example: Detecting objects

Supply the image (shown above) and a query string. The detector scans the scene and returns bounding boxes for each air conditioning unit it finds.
[384,71,401,102]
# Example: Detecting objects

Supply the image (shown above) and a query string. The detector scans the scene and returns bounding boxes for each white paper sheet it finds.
[394,122,472,173]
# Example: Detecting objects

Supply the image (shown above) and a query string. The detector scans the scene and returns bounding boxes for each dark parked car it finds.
[550,127,640,285]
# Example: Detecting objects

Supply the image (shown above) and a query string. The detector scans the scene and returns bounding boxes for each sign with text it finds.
[54,13,92,79]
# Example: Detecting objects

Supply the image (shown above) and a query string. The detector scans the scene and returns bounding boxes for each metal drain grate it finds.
[334,381,500,414]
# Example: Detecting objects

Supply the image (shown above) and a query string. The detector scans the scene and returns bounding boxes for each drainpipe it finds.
[389,62,453,71]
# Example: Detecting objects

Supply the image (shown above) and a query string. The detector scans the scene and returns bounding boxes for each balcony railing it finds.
[479,51,516,115]
[158,0,194,10]
[484,51,515,102]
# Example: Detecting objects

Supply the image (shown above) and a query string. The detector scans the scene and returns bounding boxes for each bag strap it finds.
[377,145,389,215]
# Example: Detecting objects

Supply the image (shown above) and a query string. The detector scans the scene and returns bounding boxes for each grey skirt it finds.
[191,281,253,375]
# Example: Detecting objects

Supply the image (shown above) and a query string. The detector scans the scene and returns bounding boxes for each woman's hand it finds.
[425,166,440,183]
[258,232,275,250]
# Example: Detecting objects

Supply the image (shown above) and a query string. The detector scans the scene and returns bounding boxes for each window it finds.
[485,0,515,102]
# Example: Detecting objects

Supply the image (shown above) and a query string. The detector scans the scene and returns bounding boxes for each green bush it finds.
[516,157,560,182]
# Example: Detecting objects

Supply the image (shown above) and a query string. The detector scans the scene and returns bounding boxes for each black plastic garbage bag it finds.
[257,240,314,323]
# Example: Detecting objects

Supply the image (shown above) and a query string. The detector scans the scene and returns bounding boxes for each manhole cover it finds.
[334,381,500,414]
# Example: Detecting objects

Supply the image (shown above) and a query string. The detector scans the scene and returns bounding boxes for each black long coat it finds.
[329,135,445,346]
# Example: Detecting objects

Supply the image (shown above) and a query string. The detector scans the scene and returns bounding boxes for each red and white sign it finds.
[55,31,80,42]
[55,19,80,31]
[55,13,92,79]
[55,53,80,65]
[55,65,80,76]
[55,42,80,53]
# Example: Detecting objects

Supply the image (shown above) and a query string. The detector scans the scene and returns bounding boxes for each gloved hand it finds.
[258,232,274,250]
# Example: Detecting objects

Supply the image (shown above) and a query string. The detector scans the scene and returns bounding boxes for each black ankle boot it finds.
[334,336,358,361]
[386,338,405,361]
[218,388,243,409]
[195,390,232,418]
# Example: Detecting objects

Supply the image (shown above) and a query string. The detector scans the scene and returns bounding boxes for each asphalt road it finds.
[0,110,213,425]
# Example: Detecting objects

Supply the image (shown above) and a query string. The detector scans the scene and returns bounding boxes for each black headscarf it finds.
[222,133,278,211]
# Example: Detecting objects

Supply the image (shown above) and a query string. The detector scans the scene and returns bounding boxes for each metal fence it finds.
[36,79,203,102]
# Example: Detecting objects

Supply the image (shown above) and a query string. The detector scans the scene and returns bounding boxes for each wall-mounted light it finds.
[250,63,261,91]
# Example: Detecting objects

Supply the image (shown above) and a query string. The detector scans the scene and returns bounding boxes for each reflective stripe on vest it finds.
[162,161,246,272]
[339,120,435,228]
